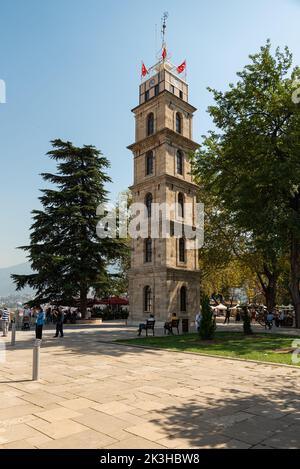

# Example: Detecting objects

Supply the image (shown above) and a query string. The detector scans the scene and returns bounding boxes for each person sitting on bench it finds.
[164,312,179,335]
[138,314,155,336]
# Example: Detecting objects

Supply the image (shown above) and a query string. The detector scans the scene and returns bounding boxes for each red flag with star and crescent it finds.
[177,60,186,74]
[162,47,167,60]
[141,62,148,77]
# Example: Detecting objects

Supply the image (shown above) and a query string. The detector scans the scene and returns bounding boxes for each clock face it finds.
[149,78,156,87]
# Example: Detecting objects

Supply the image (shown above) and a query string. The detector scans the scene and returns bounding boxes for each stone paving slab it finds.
[0,323,300,449]
[38,429,117,449]
[0,423,42,445]
[27,418,89,440]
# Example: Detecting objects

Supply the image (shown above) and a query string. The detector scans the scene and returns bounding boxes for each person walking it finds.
[1,307,10,337]
[279,311,285,327]
[265,311,274,330]
[235,310,241,322]
[35,306,45,340]
[46,307,52,325]
[53,307,64,338]
[195,311,202,332]
[224,308,231,324]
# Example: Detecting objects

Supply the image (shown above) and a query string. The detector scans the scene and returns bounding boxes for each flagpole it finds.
[161,11,168,62]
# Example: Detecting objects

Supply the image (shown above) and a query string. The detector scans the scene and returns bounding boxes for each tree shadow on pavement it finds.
[1,323,164,358]
[149,386,300,449]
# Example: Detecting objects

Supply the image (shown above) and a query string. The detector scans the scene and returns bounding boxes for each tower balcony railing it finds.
[141,58,187,84]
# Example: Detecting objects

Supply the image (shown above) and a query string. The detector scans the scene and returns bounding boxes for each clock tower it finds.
[127,46,201,331]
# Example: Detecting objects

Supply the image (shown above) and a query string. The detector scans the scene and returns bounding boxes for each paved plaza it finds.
[1,322,300,449]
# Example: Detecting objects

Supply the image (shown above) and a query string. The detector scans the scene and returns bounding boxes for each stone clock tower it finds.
[127,52,200,331]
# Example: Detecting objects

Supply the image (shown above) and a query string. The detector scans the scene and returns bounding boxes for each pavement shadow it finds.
[1,323,164,358]
[150,386,300,448]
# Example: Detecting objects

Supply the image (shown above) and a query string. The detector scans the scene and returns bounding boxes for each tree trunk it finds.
[80,286,88,319]
[257,267,278,312]
[265,279,277,312]
[290,235,300,328]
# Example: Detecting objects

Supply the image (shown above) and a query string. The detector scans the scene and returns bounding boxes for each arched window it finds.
[179,237,186,263]
[145,193,153,218]
[146,151,154,175]
[176,112,182,134]
[144,286,152,312]
[145,238,152,263]
[178,192,184,218]
[176,150,184,175]
[180,286,187,312]
[147,113,154,136]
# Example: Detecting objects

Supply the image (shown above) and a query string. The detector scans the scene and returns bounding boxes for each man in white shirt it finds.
[279,311,285,327]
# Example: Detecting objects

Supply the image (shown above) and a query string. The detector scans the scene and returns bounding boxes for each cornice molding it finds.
[129,173,199,192]
[128,127,199,153]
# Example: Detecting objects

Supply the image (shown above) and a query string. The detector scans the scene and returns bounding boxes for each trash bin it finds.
[182,318,189,333]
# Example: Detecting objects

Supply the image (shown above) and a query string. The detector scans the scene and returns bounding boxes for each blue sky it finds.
[0,0,300,268]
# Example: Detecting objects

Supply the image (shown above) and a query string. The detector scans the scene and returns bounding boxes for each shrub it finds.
[242,306,253,335]
[199,296,216,340]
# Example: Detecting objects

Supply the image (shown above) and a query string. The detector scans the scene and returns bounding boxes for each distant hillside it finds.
[0,262,33,296]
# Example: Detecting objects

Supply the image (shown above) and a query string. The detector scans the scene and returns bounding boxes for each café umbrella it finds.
[213,304,227,311]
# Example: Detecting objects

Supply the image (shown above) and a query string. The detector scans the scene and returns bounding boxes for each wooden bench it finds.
[138,319,155,337]
[145,319,155,337]
[164,319,180,335]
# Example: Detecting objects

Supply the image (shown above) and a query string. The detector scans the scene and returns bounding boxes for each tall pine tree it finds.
[12,139,126,317]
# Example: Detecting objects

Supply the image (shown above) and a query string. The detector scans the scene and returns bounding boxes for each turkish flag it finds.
[177,60,186,74]
[162,47,167,60]
[141,62,148,77]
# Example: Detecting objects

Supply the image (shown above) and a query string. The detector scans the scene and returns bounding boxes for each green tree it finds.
[192,42,300,324]
[196,187,282,310]
[199,295,216,340]
[12,139,126,317]
[94,190,131,299]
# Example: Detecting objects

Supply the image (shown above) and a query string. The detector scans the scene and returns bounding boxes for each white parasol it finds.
[213,304,228,311]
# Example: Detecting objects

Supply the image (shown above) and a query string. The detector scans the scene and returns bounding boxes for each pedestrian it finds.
[1,307,10,337]
[224,308,231,324]
[195,311,202,332]
[212,308,217,327]
[53,307,64,338]
[30,307,36,327]
[235,310,241,322]
[265,311,274,330]
[71,310,77,323]
[279,311,285,327]
[46,307,52,324]
[35,305,45,340]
